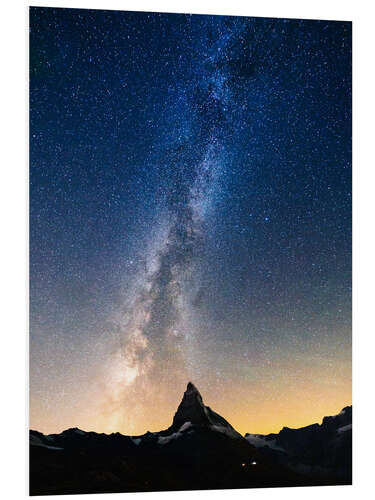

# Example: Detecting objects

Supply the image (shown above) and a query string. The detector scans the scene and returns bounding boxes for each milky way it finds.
[99,20,249,429]
[30,8,352,435]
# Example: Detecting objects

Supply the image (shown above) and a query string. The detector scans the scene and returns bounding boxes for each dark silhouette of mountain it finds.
[29,383,351,495]
[245,406,352,481]
[168,382,242,436]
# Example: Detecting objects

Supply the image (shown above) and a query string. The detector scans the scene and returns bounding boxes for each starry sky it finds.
[29,7,351,436]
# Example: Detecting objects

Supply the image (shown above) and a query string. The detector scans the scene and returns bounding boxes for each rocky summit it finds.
[170,382,241,438]
[172,382,209,428]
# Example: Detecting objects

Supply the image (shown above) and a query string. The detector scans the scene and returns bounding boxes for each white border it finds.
[2,1,374,499]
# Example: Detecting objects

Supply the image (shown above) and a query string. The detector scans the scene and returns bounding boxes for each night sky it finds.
[30,7,352,436]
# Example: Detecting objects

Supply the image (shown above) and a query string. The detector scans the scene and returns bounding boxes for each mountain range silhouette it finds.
[30,382,352,495]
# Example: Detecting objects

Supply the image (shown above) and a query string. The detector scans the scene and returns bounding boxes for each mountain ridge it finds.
[245,405,352,480]
[29,382,352,495]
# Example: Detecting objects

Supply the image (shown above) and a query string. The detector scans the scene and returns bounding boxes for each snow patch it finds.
[30,438,63,451]
[158,432,181,445]
[245,434,285,452]
[210,425,241,439]
[157,422,194,445]
[41,444,64,450]
[337,424,352,433]
[179,421,192,432]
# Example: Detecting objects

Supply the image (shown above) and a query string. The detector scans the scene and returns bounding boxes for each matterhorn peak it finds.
[171,382,206,429]
[186,381,198,392]
[170,382,241,438]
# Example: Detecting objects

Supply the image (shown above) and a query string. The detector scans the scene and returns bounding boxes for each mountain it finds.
[157,381,242,439]
[29,383,351,495]
[245,406,352,481]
